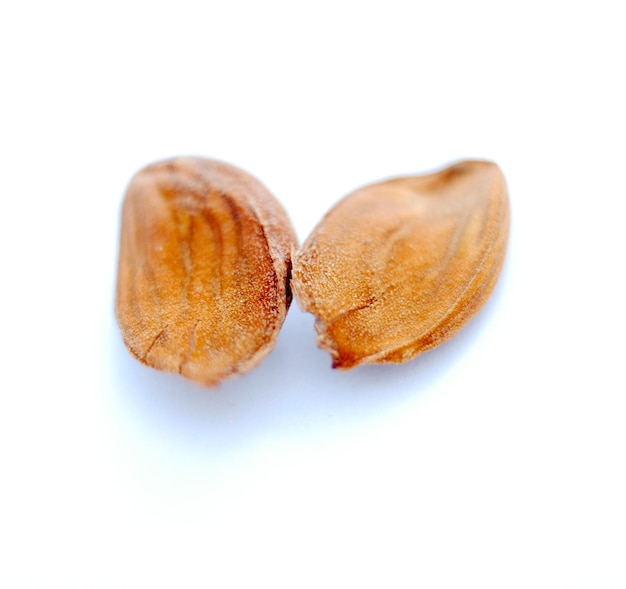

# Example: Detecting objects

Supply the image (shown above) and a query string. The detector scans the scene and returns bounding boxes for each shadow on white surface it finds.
[107,262,508,483]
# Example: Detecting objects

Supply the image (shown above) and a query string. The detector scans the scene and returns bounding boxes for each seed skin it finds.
[115,157,297,386]
[291,160,510,369]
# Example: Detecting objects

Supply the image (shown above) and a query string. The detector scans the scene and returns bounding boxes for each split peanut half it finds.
[115,157,297,386]
[291,160,510,369]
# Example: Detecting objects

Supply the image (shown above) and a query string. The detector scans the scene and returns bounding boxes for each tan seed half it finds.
[115,157,297,386]
[291,160,510,369]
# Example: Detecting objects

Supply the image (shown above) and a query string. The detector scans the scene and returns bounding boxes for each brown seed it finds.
[115,157,297,386]
[291,160,510,369]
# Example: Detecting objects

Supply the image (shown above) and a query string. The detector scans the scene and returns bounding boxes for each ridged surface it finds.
[115,157,297,386]
[292,160,510,369]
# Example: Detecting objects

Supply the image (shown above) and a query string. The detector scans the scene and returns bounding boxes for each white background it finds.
[1,1,625,587]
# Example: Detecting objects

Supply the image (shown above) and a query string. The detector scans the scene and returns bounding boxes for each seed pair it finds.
[116,157,509,386]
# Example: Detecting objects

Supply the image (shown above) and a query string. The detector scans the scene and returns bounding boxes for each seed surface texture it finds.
[116,157,297,386]
[291,160,510,369]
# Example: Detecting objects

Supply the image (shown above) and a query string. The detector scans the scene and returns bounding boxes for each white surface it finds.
[1,1,625,587]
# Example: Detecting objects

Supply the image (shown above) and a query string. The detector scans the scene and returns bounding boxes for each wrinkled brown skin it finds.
[116,157,297,386]
[291,160,510,369]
